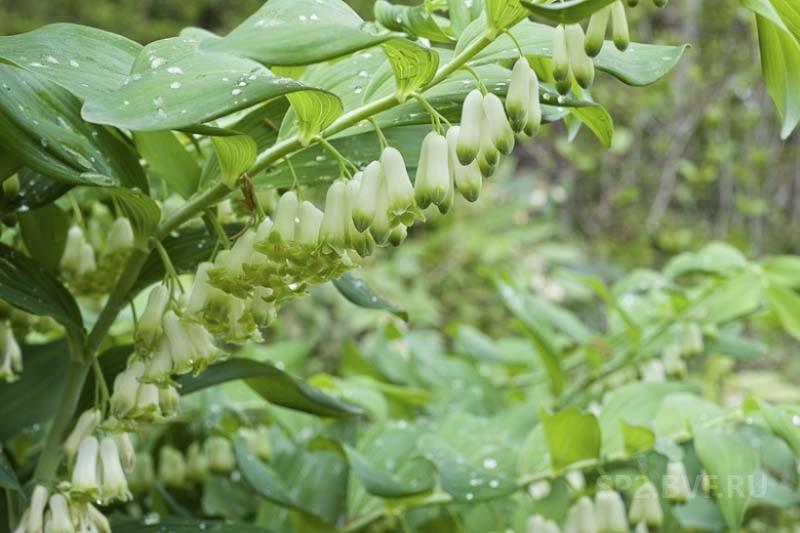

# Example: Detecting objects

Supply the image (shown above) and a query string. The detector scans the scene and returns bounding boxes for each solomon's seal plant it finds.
[1,0,799,532]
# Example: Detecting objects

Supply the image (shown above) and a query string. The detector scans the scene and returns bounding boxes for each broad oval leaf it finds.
[177,358,363,417]
[520,0,618,24]
[205,0,395,66]
[0,23,141,100]
[0,450,23,494]
[375,1,455,43]
[541,407,601,471]
[333,273,408,321]
[0,65,148,190]
[18,203,70,274]
[368,38,440,102]
[233,436,304,510]
[485,0,530,35]
[755,14,800,139]
[134,131,201,200]
[0,169,72,216]
[280,91,344,145]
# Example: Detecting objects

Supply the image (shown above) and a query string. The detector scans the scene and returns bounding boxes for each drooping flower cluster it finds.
[13,485,111,533]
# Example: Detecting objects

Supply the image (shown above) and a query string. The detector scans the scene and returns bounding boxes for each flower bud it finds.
[457,89,484,165]
[523,71,542,137]
[352,161,383,232]
[136,284,169,349]
[662,344,687,378]
[100,437,131,503]
[158,446,187,488]
[479,118,500,167]
[104,217,134,256]
[369,180,392,245]
[414,132,451,209]
[77,242,96,276]
[61,225,86,273]
[252,287,277,326]
[110,362,145,417]
[159,385,181,417]
[128,453,154,493]
[685,323,704,355]
[556,76,573,96]
[595,489,627,533]
[46,493,73,533]
[628,480,662,527]
[206,436,236,473]
[566,24,595,89]
[483,93,515,155]
[346,182,375,258]
[552,24,570,82]
[135,383,161,417]
[542,520,560,533]
[119,433,135,473]
[274,191,299,242]
[296,201,324,247]
[436,175,455,215]
[0,321,22,382]
[477,149,497,179]
[664,461,690,503]
[566,469,586,492]
[506,58,532,133]
[27,484,48,533]
[64,408,101,462]
[71,436,100,496]
[387,224,408,247]
[573,495,597,533]
[163,311,195,374]
[446,126,482,202]
[319,181,349,250]
[381,147,417,224]
[585,6,611,57]
[187,442,209,482]
[611,1,629,51]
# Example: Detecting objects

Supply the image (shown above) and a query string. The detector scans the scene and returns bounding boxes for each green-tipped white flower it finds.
[382,147,417,225]
[135,283,169,349]
[184,322,220,371]
[77,242,96,276]
[524,71,542,137]
[119,433,135,473]
[71,436,100,496]
[345,180,374,257]
[369,180,392,245]
[163,311,195,374]
[585,5,611,57]
[296,201,324,247]
[415,132,451,209]
[574,495,598,533]
[352,161,383,232]
[483,93,515,154]
[218,230,256,276]
[506,58,532,133]
[61,225,86,273]
[437,171,456,215]
[595,489,627,533]
[664,461,690,503]
[566,24,595,89]
[552,24,570,83]
[110,362,145,417]
[158,446,187,488]
[27,484,48,533]
[629,480,662,527]
[206,436,236,473]
[46,493,73,533]
[527,516,560,533]
[99,437,131,503]
[611,1,630,51]
[0,321,22,382]
[185,262,225,317]
[134,382,161,417]
[274,191,299,242]
[387,224,408,247]
[143,338,173,384]
[480,117,500,167]
[187,442,209,482]
[662,344,687,378]
[159,385,181,417]
[447,126,482,202]
[566,469,586,492]
[104,217,134,256]
[477,149,497,178]
[252,287,277,326]
[319,181,349,250]
[64,408,101,462]
[457,89,484,165]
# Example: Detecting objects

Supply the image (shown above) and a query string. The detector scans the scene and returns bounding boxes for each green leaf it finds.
[134,132,201,199]
[0,65,148,190]
[665,241,748,278]
[375,1,455,43]
[654,393,723,438]
[18,203,69,274]
[673,494,726,532]
[448,0,473,35]
[281,91,344,146]
[755,14,800,139]
[762,255,800,288]
[111,188,161,249]
[0,23,141,99]
[207,0,394,66]
[332,273,408,321]
[569,103,614,147]
[177,358,363,417]
[0,169,72,216]
[621,421,656,456]
[211,135,258,188]
[376,38,440,102]
[756,400,800,457]
[771,0,800,41]
[81,37,333,132]
[0,244,84,341]
[233,435,304,510]
[453,325,505,363]
[689,272,763,325]
[111,518,268,533]
[485,0,530,36]
[0,341,70,441]
[765,283,800,341]
[0,450,23,494]
[520,0,618,24]
[541,407,601,471]
[695,429,760,531]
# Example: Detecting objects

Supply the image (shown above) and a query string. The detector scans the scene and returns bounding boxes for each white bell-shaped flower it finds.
[118,433,135,473]
[110,362,145,418]
[456,89,484,165]
[76,242,96,276]
[71,436,100,496]
[186,442,209,482]
[369,179,392,245]
[158,446,187,488]
[134,383,161,417]
[60,225,86,273]
[483,93,515,155]
[381,147,416,225]
[611,1,629,51]
[296,201,324,247]
[552,24,570,83]
[446,126,482,202]
[0,321,22,382]
[64,408,101,462]
[163,311,195,374]
[573,495,598,533]
[345,179,374,257]
[159,385,181,417]
[143,337,174,384]
[26,484,48,533]
[351,161,383,232]
[628,480,662,527]
[218,230,256,277]
[524,71,542,137]
[506,58,532,133]
[46,493,73,533]
[319,180,349,249]
[664,461,691,503]
[185,262,227,317]
[595,489,628,533]
[186,322,221,370]
[83,504,110,533]
[274,191,299,242]
[252,287,277,326]
[585,5,611,57]
[254,216,274,242]
[414,132,451,209]
[99,437,131,503]
[566,24,595,89]
[104,217,134,256]
[206,436,236,473]
[135,284,169,349]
